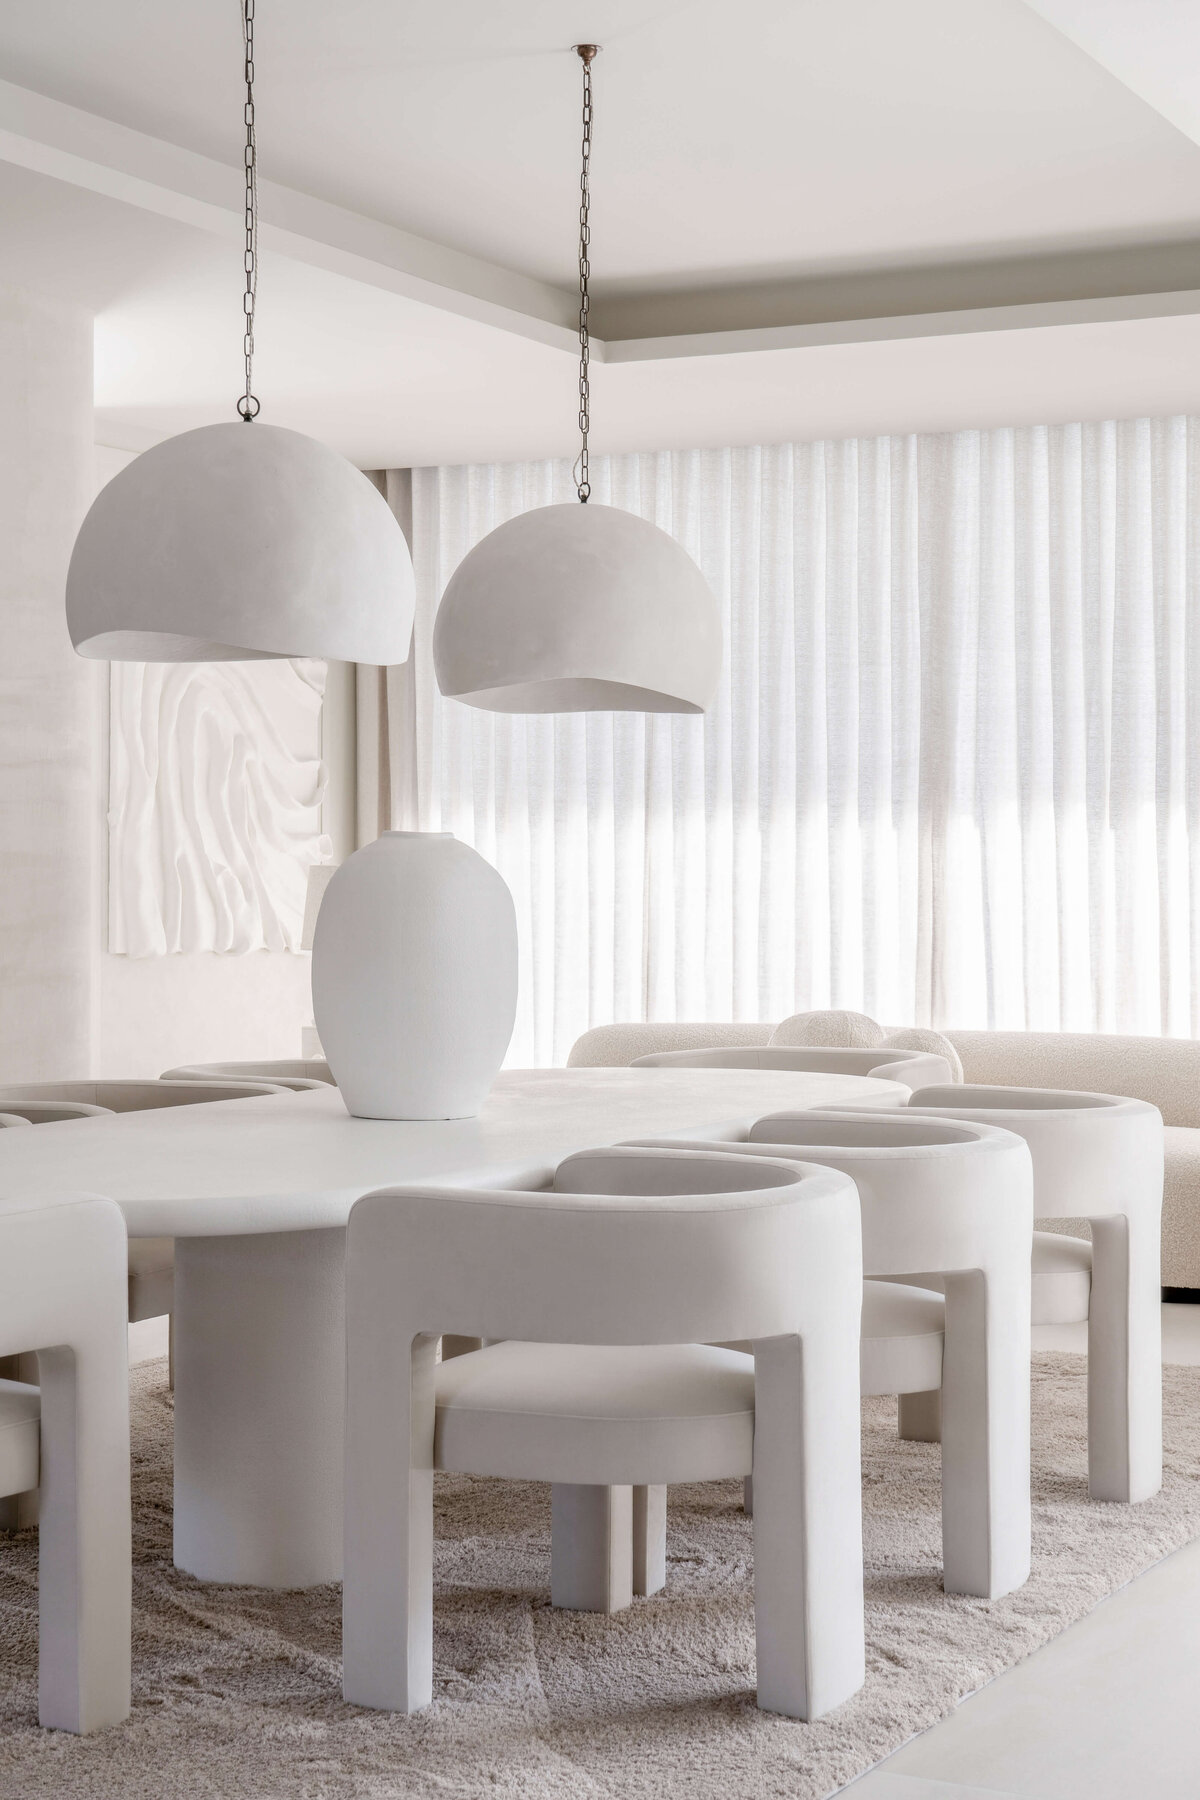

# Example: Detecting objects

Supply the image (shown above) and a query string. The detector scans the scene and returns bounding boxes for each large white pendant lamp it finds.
[432,46,722,715]
[66,2,414,665]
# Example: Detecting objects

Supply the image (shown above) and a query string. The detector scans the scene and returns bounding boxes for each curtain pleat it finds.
[380,417,1200,1065]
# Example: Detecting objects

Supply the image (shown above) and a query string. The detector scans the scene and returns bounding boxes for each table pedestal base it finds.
[174,1228,345,1587]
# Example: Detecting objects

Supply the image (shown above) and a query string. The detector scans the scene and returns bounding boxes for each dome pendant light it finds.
[66,1,415,664]
[433,45,722,714]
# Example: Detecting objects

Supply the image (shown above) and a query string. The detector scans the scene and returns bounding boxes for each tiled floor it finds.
[843,1303,1200,1798]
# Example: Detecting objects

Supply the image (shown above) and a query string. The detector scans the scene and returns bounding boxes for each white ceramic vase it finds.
[310,832,518,1120]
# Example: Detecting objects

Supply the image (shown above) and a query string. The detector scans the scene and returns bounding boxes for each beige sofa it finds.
[567,1024,1200,1290]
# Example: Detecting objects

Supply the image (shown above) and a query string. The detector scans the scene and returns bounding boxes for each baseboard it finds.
[1163,1287,1200,1304]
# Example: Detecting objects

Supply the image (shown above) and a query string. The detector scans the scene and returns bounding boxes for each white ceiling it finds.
[1,0,1198,465]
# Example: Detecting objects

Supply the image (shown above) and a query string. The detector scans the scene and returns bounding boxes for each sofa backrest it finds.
[944,1030,1200,1127]
[567,1020,1200,1126]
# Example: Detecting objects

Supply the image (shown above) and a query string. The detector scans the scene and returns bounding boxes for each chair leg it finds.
[898,1388,942,1442]
[632,1485,667,1596]
[1088,1211,1162,1503]
[940,1268,1030,1599]
[35,1340,131,1732]
[752,1330,865,1720]
[343,1332,438,1712]
[551,1485,633,1612]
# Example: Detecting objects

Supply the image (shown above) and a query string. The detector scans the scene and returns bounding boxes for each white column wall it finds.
[0,290,96,1080]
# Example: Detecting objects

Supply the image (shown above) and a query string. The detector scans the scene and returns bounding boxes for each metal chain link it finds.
[573,45,598,501]
[237,0,260,421]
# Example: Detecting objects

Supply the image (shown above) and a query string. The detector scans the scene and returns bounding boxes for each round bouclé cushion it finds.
[769,1009,886,1050]
[882,1027,964,1083]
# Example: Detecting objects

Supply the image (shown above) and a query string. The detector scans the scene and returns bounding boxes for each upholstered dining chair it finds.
[893,1085,1164,1504]
[0,1193,130,1732]
[631,1043,958,1093]
[343,1146,866,1722]
[161,1060,335,1091]
[0,1078,288,1345]
[0,1101,113,1123]
[631,1110,1035,1600]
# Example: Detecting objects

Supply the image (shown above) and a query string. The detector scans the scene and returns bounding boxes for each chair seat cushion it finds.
[435,1341,755,1486]
[1030,1230,1091,1325]
[860,1281,945,1396]
[0,1378,39,1498]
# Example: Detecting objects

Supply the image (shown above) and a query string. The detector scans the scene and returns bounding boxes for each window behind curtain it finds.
[393,419,1200,1066]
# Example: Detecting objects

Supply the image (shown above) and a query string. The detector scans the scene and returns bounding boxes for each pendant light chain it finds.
[237,0,261,421]
[574,45,598,502]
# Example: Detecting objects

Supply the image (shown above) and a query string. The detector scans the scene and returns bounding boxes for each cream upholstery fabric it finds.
[859,1283,944,1394]
[0,1194,130,1731]
[945,1032,1200,1128]
[567,1022,773,1067]
[883,1029,965,1083]
[345,1145,867,1721]
[565,1022,1200,1287]
[435,1342,756,1485]
[438,1285,947,1487]
[770,1011,885,1049]
[161,1061,335,1091]
[631,1045,956,1090]
[915,1234,1091,1328]
[0,1080,285,1111]
[1163,1128,1200,1289]
[0,1377,39,1497]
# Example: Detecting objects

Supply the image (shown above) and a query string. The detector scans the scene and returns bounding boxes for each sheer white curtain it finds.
[382,418,1200,1065]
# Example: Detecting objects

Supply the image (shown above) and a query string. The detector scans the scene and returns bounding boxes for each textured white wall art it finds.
[108,659,330,957]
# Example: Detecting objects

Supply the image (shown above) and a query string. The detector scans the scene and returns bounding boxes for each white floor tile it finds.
[865,1533,1200,1799]
[844,1774,1024,1798]
[840,1302,1200,1798]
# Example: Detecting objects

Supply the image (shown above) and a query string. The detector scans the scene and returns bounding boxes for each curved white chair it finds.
[631,1043,956,1093]
[344,1145,865,1722]
[0,1080,288,1337]
[898,1085,1164,1504]
[161,1060,335,1091]
[632,1112,1034,1599]
[0,1112,32,1127]
[0,1079,286,1111]
[0,1194,130,1731]
[0,1100,113,1124]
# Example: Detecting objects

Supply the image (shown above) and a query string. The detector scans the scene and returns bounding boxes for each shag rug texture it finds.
[3,1355,1200,1800]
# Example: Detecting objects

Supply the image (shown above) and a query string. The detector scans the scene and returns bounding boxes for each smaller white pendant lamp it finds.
[66,1,414,666]
[432,45,722,716]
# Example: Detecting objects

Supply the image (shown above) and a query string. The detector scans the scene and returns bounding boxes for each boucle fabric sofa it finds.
[567,1023,1200,1289]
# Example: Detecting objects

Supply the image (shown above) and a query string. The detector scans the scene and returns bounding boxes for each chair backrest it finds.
[160,1060,335,1090]
[348,1146,862,1350]
[0,1079,285,1113]
[903,1084,1164,1219]
[567,1022,775,1067]
[626,1110,1032,1281]
[0,1100,114,1124]
[630,1043,954,1091]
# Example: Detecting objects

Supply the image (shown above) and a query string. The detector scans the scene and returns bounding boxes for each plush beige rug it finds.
[3,1355,1200,1800]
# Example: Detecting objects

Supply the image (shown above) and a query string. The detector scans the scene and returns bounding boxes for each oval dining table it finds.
[0,1065,906,1589]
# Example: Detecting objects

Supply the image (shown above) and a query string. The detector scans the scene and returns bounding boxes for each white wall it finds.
[0,290,96,1080]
